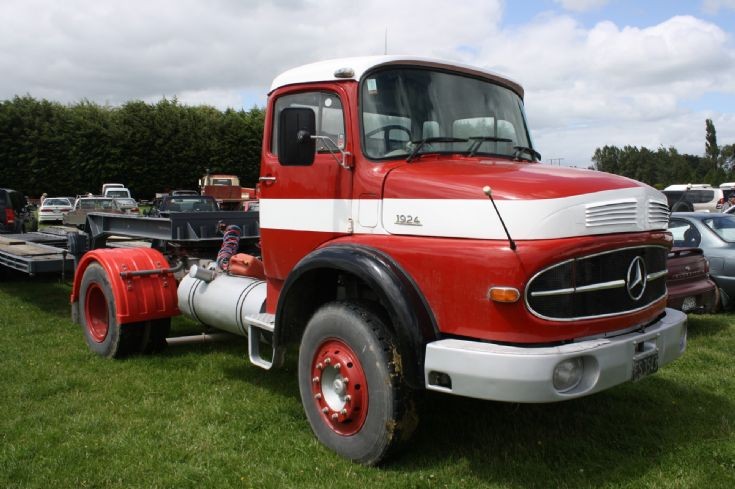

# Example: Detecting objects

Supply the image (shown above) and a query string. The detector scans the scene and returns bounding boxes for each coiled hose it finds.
[216,224,242,271]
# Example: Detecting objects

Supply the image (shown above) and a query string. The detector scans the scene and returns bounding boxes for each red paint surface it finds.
[71,248,180,325]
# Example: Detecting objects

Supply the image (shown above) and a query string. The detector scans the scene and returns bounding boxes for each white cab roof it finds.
[269,55,524,98]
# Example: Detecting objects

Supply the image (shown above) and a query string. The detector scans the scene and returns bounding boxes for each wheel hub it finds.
[310,339,368,435]
[85,283,109,343]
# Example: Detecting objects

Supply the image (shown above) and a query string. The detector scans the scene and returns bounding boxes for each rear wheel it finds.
[79,263,142,358]
[298,301,418,465]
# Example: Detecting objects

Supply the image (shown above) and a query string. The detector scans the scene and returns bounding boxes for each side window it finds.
[271,91,345,156]
[669,219,701,247]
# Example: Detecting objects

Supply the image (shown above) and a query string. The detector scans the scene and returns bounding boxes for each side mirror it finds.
[278,107,316,166]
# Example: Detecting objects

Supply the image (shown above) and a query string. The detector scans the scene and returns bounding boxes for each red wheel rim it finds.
[85,284,109,343]
[310,339,368,436]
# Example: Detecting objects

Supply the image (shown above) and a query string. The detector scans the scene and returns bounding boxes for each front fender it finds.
[276,244,439,388]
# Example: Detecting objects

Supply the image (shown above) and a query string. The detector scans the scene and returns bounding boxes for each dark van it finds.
[0,188,37,233]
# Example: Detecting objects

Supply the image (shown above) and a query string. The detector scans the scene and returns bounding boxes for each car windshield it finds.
[107,190,129,198]
[164,197,217,212]
[702,215,735,242]
[360,67,533,161]
[44,198,70,206]
[80,199,116,210]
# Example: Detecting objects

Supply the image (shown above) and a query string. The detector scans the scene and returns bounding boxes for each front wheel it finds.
[298,301,418,465]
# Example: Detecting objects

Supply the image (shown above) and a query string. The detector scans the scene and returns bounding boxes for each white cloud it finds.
[553,0,609,13]
[0,0,733,168]
[0,0,503,105]
[475,14,735,165]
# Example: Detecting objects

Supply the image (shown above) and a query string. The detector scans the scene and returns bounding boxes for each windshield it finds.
[361,67,533,161]
[703,215,735,242]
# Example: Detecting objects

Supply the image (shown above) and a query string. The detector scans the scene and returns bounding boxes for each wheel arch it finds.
[71,248,180,326]
[275,244,439,389]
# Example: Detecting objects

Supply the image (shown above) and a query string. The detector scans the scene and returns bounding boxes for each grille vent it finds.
[526,246,667,321]
[585,199,638,228]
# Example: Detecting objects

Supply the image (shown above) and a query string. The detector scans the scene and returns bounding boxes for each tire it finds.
[79,262,142,358]
[298,301,418,465]
[671,201,693,212]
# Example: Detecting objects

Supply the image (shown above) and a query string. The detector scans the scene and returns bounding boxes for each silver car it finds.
[669,212,735,309]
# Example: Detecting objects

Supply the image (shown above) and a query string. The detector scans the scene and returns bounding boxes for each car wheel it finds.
[298,301,418,465]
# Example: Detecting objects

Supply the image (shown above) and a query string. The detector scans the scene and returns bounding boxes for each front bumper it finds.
[424,308,687,403]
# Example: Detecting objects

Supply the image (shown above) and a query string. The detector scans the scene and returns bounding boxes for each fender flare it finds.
[70,248,179,325]
[276,244,439,388]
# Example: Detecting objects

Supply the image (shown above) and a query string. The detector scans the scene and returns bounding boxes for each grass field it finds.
[1,271,734,489]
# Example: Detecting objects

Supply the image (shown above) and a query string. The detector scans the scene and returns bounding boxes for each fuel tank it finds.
[177,266,266,336]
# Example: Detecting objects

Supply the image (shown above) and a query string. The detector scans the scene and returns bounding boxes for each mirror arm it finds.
[311,135,353,170]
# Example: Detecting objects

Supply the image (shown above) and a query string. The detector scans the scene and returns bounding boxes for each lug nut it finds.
[312,376,319,383]
[322,407,329,414]
[342,377,349,384]
[324,357,332,365]
[340,409,347,415]
[344,395,351,402]
[314,393,322,400]
[331,413,339,420]
[333,362,341,369]
[316,363,323,370]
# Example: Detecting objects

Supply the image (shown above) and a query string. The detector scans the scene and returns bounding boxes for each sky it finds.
[0,0,734,168]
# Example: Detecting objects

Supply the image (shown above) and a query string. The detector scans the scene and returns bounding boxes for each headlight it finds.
[553,358,584,392]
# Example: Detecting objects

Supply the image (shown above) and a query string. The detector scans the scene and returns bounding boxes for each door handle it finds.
[259,176,277,182]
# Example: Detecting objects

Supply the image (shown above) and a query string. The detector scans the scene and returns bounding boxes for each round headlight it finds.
[553,358,584,392]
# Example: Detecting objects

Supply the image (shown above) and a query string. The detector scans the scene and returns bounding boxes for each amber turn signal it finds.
[488,287,520,303]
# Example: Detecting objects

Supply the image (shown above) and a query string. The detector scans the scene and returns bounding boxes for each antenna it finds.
[483,186,516,251]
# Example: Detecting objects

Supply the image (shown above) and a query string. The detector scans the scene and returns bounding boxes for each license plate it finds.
[632,352,659,382]
[682,296,697,312]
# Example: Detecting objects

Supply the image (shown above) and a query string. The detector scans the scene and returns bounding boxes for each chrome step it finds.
[243,313,284,370]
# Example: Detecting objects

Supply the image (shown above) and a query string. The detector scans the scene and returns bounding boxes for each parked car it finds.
[669,212,735,309]
[38,197,73,223]
[113,197,140,215]
[146,195,219,217]
[104,187,132,199]
[0,188,37,233]
[666,247,718,313]
[63,197,124,229]
[663,186,724,212]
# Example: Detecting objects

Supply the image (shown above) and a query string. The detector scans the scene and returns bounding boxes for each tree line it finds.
[1,95,731,199]
[592,119,735,188]
[0,96,264,199]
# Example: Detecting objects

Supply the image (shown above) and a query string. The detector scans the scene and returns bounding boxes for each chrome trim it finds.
[647,270,668,280]
[525,245,668,322]
[530,287,576,298]
[530,279,625,297]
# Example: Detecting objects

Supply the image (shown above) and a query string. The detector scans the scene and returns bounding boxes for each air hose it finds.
[216,224,242,271]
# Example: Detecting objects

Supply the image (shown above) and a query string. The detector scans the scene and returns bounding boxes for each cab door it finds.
[259,87,354,290]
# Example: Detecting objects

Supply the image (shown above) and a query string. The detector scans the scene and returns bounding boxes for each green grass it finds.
[1,271,733,489]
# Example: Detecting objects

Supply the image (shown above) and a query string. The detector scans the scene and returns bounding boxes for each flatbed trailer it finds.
[0,211,259,276]
[0,232,75,275]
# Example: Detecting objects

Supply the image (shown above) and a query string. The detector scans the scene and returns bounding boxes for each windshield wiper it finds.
[406,137,468,162]
[513,145,542,162]
[467,136,513,157]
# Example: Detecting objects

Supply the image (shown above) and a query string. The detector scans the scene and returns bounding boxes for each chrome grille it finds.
[648,200,670,228]
[526,246,667,321]
[585,199,638,228]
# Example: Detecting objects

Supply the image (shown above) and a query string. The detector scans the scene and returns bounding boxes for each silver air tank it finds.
[177,265,266,336]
